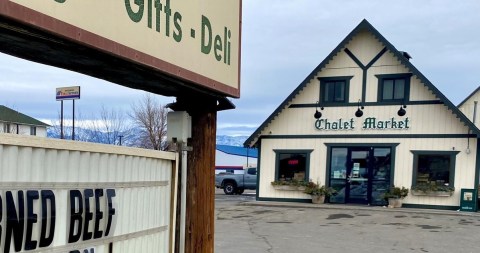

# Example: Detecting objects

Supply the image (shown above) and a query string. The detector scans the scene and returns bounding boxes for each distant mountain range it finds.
[215,135,248,147]
[48,127,249,147]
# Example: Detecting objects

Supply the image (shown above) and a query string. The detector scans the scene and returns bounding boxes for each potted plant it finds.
[411,183,455,196]
[383,186,409,208]
[303,181,336,204]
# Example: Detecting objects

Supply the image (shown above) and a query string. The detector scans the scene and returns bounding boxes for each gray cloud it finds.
[1,0,480,136]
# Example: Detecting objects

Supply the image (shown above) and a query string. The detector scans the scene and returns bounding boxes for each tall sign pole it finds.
[72,99,75,140]
[60,100,64,139]
[56,86,80,140]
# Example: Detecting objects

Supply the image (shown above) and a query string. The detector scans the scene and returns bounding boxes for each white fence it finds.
[0,134,178,253]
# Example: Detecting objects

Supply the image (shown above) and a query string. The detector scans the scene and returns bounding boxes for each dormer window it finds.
[318,76,353,105]
[376,73,412,102]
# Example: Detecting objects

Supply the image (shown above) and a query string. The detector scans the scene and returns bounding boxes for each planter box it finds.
[388,198,403,208]
[411,190,453,197]
[272,185,305,191]
[311,195,325,204]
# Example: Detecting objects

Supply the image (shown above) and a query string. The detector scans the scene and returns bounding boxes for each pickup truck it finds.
[215,167,257,195]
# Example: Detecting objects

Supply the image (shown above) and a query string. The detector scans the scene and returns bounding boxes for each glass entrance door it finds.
[329,146,392,205]
[347,149,370,204]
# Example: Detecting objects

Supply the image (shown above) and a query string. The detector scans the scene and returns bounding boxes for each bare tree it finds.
[48,106,132,145]
[129,93,169,150]
[89,105,132,145]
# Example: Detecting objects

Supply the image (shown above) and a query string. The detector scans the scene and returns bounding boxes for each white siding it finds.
[459,89,480,128]
[0,122,47,137]
[259,137,476,207]
[0,134,177,253]
[215,150,257,168]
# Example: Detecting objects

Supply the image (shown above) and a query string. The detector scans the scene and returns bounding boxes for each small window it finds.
[247,168,257,175]
[412,151,458,187]
[274,150,313,182]
[376,73,412,102]
[30,126,37,136]
[324,81,345,102]
[3,123,11,133]
[318,76,353,104]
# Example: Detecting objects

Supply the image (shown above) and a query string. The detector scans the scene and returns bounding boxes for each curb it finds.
[240,200,480,217]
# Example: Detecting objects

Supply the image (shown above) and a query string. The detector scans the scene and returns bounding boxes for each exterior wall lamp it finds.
[397,104,407,116]
[355,99,364,117]
[314,101,324,119]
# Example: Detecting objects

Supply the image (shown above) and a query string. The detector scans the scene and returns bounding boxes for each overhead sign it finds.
[56,86,80,100]
[315,117,411,131]
[0,0,241,97]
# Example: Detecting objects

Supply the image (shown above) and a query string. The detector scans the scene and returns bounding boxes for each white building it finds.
[245,20,479,210]
[458,87,480,128]
[216,144,258,170]
[0,105,49,137]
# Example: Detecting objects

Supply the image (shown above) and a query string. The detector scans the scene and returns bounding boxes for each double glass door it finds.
[329,147,392,205]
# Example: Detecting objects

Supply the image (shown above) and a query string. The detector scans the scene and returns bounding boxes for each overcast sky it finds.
[1,0,480,136]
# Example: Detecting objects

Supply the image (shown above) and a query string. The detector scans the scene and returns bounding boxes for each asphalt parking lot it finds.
[215,189,480,253]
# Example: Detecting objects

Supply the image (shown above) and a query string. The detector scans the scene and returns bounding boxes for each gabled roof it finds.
[0,105,50,127]
[244,19,480,147]
[458,86,480,108]
[216,144,258,158]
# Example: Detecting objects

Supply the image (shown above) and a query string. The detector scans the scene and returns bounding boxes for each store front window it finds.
[411,151,458,187]
[274,150,312,182]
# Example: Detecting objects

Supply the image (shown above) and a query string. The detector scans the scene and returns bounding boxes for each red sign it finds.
[288,160,299,165]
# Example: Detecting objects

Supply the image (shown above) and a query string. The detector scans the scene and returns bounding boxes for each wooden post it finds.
[180,96,217,253]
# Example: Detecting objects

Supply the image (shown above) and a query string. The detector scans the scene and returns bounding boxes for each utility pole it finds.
[173,96,217,253]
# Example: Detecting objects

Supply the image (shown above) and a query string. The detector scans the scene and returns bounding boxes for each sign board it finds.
[0,0,241,97]
[315,117,411,131]
[459,188,477,212]
[56,86,80,100]
[0,135,178,253]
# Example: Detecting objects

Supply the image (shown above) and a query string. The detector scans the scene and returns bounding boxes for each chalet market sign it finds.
[315,117,411,130]
[0,0,241,97]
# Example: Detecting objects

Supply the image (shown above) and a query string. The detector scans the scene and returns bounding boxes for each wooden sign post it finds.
[173,96,218,253]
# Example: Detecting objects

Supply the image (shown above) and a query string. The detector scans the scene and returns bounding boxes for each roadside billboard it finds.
[0,0,241,97]
[56,86,80,100]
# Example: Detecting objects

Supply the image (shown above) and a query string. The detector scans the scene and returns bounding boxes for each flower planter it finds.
[387,198,403,208]
[311,195,325,204]
[272,185,304,191]
[411,190,453,197]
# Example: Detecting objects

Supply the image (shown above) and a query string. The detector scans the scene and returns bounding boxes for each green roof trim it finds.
[244,19,480,147]
[0,105,50,127]
[458,86,480,108]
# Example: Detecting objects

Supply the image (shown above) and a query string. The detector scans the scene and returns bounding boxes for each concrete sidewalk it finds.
[242,200,480,217]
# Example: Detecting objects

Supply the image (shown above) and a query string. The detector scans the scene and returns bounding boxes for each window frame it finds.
[318,76,353,105]
[30,126,37,136]
[376,73,412,103]
[410,150,459,188]
[3,123,11,133]
[273,149,313,182]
